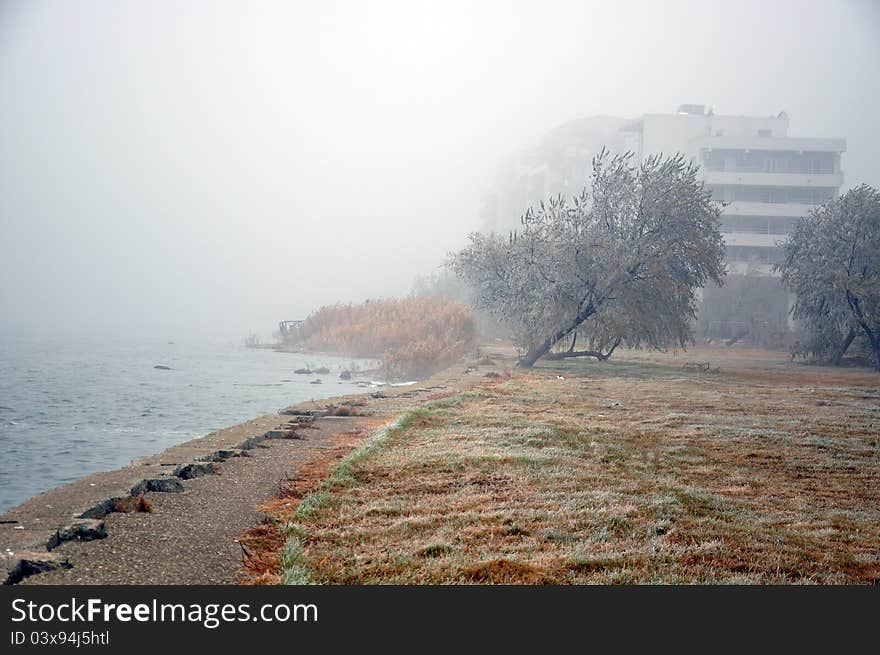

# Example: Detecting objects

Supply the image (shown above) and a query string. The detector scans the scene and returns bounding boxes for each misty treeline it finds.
[450,151,726,367]
[281,298,477,380]
[778,184,880,371]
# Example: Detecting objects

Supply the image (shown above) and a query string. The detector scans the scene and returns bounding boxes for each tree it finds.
[451,150,726,367]
[778,184,880,370]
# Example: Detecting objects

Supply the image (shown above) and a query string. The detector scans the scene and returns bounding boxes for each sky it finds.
[1,0,878,340]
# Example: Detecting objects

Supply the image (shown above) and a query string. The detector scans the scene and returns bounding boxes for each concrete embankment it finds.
[1,412,311,584]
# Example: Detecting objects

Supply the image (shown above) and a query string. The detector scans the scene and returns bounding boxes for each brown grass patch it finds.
[236,523,283,585]
[461,559,558,584]
[237,424,378,584]
[323,404,368,417]
[112,495,154,513]
[426,390,458,401]
[415,543,455,558]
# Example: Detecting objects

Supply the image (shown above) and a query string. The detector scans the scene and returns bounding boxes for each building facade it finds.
[623,105,846,277]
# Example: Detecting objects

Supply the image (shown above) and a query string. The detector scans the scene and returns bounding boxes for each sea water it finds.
[0,333,374,513]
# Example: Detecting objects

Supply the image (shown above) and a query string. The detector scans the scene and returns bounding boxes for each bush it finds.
[283,298,477,380]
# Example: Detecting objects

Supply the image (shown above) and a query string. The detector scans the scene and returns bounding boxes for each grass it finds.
[259,346,880,584]
[274,411,428,584]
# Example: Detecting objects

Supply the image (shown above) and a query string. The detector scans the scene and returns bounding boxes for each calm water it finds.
[0,334,375,514]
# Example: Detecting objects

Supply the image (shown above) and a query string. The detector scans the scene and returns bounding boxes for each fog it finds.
[1,0,877,341]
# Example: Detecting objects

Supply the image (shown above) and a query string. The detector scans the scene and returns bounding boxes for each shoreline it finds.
[0,354,503,585]
[1,407,308,584]
[0,341,380,517]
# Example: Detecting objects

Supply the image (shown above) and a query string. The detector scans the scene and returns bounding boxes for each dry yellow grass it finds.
[265,347,880,584]
[282,298,478,379]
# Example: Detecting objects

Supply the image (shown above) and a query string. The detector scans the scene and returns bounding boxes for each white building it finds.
[623,105,846,276]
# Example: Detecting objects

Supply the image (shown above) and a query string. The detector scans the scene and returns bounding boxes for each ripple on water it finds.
[0,338,376,513]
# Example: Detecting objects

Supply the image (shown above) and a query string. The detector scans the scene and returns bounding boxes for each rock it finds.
[310,379,322,385]
[294,368,312,375]
[205,448,245,461]
[153,365,173,370]
[314,366,330,374]
[3,551,72,585]
[47,519,107,550]
[173,461,215,479]
[339,370,352,380]
[129,476,184,495]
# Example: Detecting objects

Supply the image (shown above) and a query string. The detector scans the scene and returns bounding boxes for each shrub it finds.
[283,297,477,380]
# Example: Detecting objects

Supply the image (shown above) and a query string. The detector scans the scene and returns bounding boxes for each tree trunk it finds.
[845,291,879,371]
[833,327,856,364]
[854,323,880,372]
[520,339,558,368]
[545,337,622,362]
[519,305,596,368]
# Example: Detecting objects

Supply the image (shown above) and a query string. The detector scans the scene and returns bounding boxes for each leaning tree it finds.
[778,184,880,370]
[451,150,726,367]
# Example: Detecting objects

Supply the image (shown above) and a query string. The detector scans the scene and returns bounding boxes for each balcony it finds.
[721,216,797,236]
[723,232,785,248]
[721,201,815,218]
[695,135,846,153]
[725,260,778,277]
[703,170,844,188]
[703,163,836,174]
